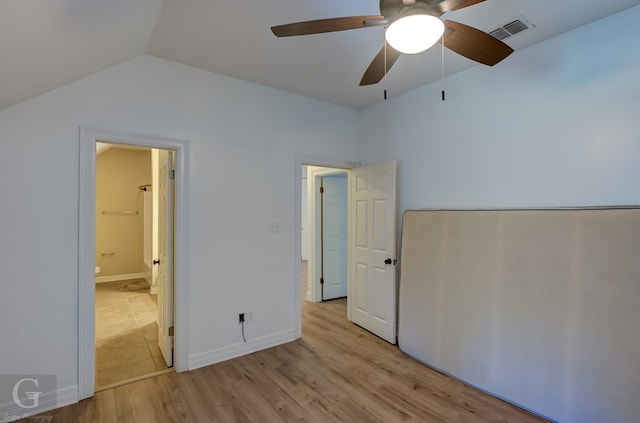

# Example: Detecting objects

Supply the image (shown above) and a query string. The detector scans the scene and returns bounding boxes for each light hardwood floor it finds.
[95,280,169,389]
[31,293,549,422]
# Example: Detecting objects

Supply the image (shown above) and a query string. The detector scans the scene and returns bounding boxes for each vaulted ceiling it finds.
[0,0,638,111]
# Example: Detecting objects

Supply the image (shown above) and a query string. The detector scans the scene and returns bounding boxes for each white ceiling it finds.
[0,0,638,111]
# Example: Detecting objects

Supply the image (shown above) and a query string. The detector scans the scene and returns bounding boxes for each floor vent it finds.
[490,16,534,40]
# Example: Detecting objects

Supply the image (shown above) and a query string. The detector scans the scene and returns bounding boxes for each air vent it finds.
[489,27,510,40]
[503,19,529,35]
[490,16,534,40]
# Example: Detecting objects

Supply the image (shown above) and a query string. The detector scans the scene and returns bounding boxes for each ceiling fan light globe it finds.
[385,14,445,54]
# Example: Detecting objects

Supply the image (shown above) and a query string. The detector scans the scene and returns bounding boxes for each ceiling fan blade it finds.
[443,20,514,66]
[271,16,384,37]
[359,44,402,86]
[434,0,486,14]
[450,0,486,11]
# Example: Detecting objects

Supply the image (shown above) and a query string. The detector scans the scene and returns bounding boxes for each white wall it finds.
[95,147,150,277]
[0,55,359,405]
[360,6,640,423]
[362,6,640,212]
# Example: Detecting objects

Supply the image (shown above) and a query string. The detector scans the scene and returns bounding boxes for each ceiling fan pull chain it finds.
[441,33,446,101]
[384,28,388,100]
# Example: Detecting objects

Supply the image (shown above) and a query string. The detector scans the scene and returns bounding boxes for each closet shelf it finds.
[101,210,139,215]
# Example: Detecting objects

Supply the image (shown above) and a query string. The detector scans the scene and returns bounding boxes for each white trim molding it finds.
[0,385,77,422]
[187,330,295,371]
[95,272,145,284]
[78,127,189,401]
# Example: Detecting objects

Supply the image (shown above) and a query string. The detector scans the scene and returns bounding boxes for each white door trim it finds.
[78,127,189,400]
[294,156,358,339]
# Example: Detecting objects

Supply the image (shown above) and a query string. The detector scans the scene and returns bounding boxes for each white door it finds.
[322,174,348,300]
[350,161,397,344]
[157,150,174,367]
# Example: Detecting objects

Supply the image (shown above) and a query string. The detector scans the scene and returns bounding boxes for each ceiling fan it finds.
[271,0,514,86]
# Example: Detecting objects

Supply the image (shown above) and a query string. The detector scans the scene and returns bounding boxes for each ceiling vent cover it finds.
[490,16,534,40]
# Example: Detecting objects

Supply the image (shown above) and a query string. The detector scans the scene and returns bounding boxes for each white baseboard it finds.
[95,272,145,284]
[0,332,295,419]
[0,385,77,422]
[188,329,295,371]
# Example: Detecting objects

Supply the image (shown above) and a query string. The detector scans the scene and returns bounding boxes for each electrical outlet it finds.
[245,312,253,323]
[238,312,245,324]
[269,222,280,233]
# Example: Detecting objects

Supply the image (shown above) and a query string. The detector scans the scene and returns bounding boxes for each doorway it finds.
[303,166,348,303]
[295,158,356,341]
[94,144,173,390]
[78,127,188,400]
[294,157,398,344]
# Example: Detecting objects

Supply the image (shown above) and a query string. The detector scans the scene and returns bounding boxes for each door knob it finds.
[153,259,160,265]
[385,258,392,265]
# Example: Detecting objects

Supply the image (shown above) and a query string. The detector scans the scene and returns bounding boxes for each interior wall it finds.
[359,6,640,423]
[361,6,640,211]
[96,147,151,277]
[0,55,360,402]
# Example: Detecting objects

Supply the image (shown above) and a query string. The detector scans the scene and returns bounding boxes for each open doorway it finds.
[94,143,175,390]
[303,166,348,303]
[94,144,175,390]
[294,157,398,344]
[79,127,188,400]
[295,158,357,340]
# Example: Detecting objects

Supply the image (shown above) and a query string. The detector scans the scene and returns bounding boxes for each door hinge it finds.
[169,169,175,180]
[320,277,324,285]
[168,326,174,336]
[319,186,324,193]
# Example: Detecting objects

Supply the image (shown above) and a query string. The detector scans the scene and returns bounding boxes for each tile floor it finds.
[95,279,169,390]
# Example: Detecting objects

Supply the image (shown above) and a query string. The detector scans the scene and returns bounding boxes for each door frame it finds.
[78,127,189,400]
[307,167,348,302]
[294,156,358,338]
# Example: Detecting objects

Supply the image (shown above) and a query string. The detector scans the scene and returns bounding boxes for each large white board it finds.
[398,209,640,423]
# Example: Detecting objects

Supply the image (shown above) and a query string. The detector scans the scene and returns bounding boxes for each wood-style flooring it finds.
[33,290,549,422]
[95,280,169,389]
